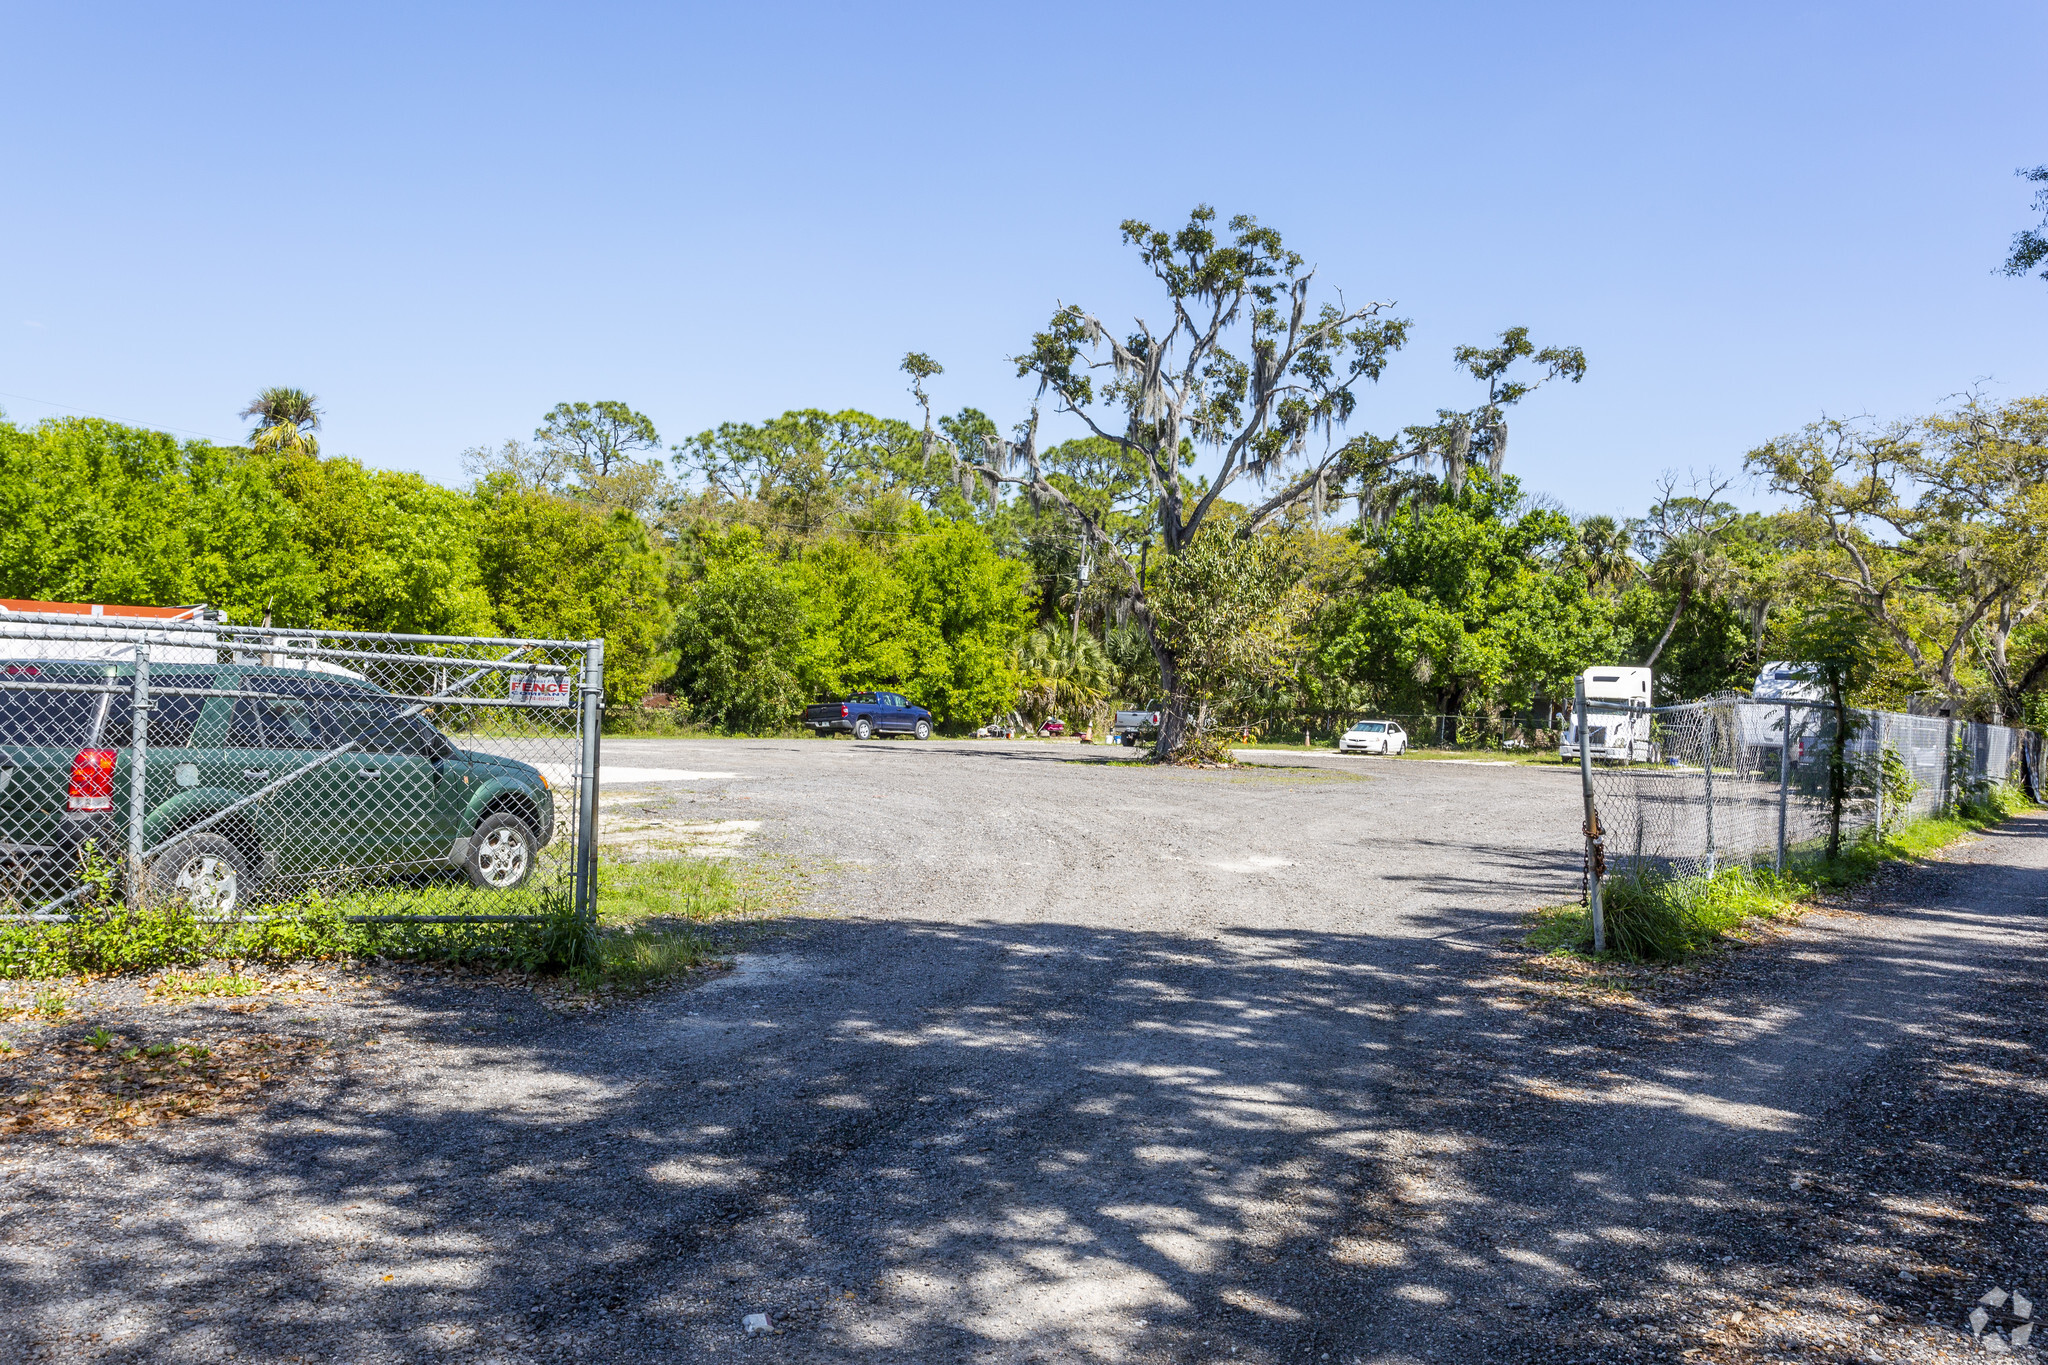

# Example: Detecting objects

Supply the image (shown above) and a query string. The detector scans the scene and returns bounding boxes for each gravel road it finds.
[3,737,2041,1364]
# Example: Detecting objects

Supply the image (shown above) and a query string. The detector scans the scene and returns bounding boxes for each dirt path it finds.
[1,740,2040,1363]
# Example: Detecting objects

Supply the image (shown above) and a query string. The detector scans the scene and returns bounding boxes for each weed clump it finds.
[1594,866,1794,961]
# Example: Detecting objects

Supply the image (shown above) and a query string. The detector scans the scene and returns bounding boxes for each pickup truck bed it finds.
[1110,703,1162,747]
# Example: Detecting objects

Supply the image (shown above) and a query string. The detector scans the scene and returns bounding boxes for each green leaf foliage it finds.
[472,476,670,708]
[270,452,496,635]
[667,526,812,733]
[1325,476,1617,716]
[663,518,1030,732]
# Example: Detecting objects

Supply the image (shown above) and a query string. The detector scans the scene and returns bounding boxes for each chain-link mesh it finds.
[0,613,598,924]
[1585,695,2038,881]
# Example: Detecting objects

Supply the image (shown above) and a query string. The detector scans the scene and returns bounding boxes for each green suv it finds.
[0,661,557,913]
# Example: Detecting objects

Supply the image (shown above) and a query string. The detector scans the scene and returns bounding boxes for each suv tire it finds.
[852,718,873,740]
[913,718,931,740]
[466,811,537,891]
[148,834,252,915]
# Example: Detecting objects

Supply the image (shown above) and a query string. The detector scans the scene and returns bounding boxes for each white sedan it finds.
[1338,720,1407,755]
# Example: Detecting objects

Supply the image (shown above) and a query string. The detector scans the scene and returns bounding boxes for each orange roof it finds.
[0,600,209,621]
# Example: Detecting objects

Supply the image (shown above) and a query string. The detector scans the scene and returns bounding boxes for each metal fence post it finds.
[1701,706,1717,875]
[127,640,150,904]
[1776,702,1790,874]
[572,638,605,927]
[1943,717,1956,812]
[1577,680,1604,953]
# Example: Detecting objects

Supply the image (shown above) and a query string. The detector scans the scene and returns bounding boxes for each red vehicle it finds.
[1038,718,1066,736]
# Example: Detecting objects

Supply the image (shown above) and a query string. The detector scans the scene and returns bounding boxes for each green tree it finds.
[891,520,1035,727]
[1325,476,1616,718]
[784,538,929,701]
[1562,514,1637,598]
[1629,475,1740,670]
[1149,529,1321,739]
[1783,607,1880,858]
[1016,628,1113,732]
[1749,398,2048,719]
[532,400,668,516]
[271,454,495,634]
[1615,583,1751,703]
[183,444,325,625]
[935,207,1416,756]
[667,526,809,732]
[676,409,954,536]
[0,417,199,605]
[472,477,670,708]
[1398,330,1586,496]
[536,400,660,479]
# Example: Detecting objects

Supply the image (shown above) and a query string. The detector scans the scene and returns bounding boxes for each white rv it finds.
[1559,666,1654,762]
[1738,661,1882,771]
[1737,662,1822,768]
[1752,662,1824,706]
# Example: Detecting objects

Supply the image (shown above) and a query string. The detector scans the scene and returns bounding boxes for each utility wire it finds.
[0,389,223,442]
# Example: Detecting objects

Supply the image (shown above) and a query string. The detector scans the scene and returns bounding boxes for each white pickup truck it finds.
[1110,701,1162,747]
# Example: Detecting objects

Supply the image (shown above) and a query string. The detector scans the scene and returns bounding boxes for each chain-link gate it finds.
[1577,692,2038,885]
[0,611,602,928]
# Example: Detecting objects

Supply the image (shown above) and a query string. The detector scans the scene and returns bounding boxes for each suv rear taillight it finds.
[68,749,117,812]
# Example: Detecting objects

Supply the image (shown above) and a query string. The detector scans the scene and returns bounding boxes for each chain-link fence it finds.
[0,611,602,926]
[1581,693,2040,883]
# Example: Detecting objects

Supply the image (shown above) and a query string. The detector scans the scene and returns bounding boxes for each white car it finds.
[1339,720,1407,755]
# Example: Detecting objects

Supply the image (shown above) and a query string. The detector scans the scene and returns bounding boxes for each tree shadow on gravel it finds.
[4,817,2043,1364]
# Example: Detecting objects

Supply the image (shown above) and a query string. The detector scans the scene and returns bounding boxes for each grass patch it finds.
[148,970,260,1000]
[596,857,749,926]
[1530,785,2034,964]
[0,892,596,980]
[571,854,806,993]
[574,858,736,993]
[0,846,802,1000]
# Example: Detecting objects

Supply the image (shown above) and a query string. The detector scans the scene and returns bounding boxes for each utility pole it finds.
[1072,528,1090,651]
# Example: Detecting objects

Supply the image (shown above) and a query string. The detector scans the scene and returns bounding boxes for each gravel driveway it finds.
[3,738,2041,1363]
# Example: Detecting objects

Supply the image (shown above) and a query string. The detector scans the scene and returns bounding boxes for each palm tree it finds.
[1630,477,1739,669]
[240,387,322,456]
[1565,515,1639,597]
[1640,530,1737,669]
[1016,629,1113,732]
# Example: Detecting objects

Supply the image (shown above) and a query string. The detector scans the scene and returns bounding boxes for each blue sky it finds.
[3,2,2044,518]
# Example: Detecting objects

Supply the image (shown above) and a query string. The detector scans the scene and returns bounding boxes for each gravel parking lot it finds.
[3,737,2041,1364]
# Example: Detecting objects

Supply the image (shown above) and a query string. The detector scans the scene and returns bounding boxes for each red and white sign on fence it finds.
[509,673,574,707]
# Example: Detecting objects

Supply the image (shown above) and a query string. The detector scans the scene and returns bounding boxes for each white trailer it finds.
[0,600,223,664]
[0,601,364,677]
[1737,662,1825,767]
[1739,662,1879,770]
[1559,666,1654,762]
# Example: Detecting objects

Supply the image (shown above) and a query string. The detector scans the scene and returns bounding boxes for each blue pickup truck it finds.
[803,692,933,741]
